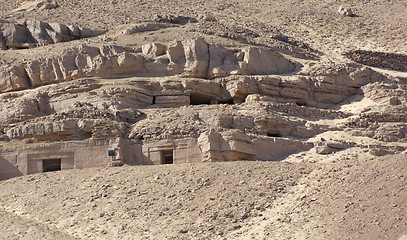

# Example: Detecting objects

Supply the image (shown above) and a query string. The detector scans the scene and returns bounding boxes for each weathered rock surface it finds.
[1,0,407,239]
[11,0,58,13]
[0,16,406,188]
[0,19,100,50]
[1,37,299,93]
[1,37,386,112]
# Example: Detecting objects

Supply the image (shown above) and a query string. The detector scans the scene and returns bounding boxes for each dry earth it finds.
[0,153,406,239]
[1,0,407,239]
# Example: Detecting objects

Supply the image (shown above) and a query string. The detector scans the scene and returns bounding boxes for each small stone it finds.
[198,13,217,22]
[369,148,392,156]
[179,228,188,233]
[389,97,400,106]
[338,5,353,17]
[270,30,288,42]
[315,145,333,154]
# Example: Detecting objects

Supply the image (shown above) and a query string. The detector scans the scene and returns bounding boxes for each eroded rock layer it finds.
[0,17,406,181]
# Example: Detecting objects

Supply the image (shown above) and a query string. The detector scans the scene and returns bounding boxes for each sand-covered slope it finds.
[0,154,406,240]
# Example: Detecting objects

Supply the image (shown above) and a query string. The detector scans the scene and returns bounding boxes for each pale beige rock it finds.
[0,1,406,239]
[208,44,240,79]
[11,0,57,13]
[197,130,255,162]
[167,40,186,73]
[0,20,101,50]
[182,38,209,78]
[338,5,353,17]
[241,46,296,75]
[0,66,30,92]
[0,22,32,48]
[48,22,72,43]
[26,20,54,45]
[315,144,334,154]
[142,42,166,57]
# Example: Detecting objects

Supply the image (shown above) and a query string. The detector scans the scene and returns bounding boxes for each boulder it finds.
[142,43,166,57]
[48,23,72,43]
[389,97,400,106]
[11,0,57,13]
[0,66,30,92]
[369,148,393,156]
[0,20,101,49]
[26,20,55,45]
[0,22,33,48]
[198,130,255,162]
[208,44,240,79]
[167,40,186,73]
[315,145,333,154]
[241,47,296,75]
[182,38,209,78]
[67,25,81,39]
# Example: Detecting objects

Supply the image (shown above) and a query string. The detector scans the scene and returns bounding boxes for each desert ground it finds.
[0,0,407,239]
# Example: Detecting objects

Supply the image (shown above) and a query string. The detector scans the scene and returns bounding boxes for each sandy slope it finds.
[0,155,406,240]
[0,162,313,240]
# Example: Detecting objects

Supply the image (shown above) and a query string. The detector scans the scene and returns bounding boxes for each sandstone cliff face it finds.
[1,16,406,175]
[0,38,300,94]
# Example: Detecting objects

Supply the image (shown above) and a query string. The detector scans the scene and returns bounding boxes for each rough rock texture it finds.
[0,20,100,49]
[0,38,300,93]
[1,0,407,239]
[346,50,407,72]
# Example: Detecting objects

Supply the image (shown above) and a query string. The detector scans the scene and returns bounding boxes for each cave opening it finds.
[161,150,174,164]
[190,92,211,105]
[295,101,307,107]
[267,131,282,137]
[42,158,61,172]
[219,99,234,105]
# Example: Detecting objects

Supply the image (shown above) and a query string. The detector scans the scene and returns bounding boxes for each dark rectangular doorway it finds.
[43,159,61,172]
[161,150,174,164]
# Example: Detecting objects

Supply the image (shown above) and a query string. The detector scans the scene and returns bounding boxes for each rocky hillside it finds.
[0,0,406,239]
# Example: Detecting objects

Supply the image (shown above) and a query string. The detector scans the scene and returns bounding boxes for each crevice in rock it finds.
[295,101,307,107]
[267,131,282,138]
[23,68,33,88]
[190,92,211,105]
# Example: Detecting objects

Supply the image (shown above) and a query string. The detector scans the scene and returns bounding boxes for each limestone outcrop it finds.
[198,130,255,162]
[10,0,58,13]
[1,19,406,180]
[0,37,387,111]
[0,38,301,93]
[0,19,100,50]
